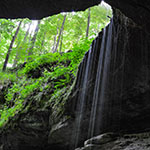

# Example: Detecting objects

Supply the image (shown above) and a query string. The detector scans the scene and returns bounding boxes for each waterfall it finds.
[88,19,113,138]
[88,28,107,138]
[73,46,93,148]
[73,19,114,148]
[71,9,150,150]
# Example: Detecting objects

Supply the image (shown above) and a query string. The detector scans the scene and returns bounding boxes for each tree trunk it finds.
[54,14,67,53]
[25,31,33,61]
[2,20,22,72]
[23,22,32,42]
[28,20,41,59]
[41,32,46,53]
[52,17,61,52]
[12,40,21,68]
[13,22,32,67]
[59,31,64,52]
[86,8,91,39]
[52,32,58,52]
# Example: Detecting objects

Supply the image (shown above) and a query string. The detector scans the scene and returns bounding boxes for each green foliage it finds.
[0,77,44,127]
[22,53,60,74]
[0,38,91,127]
[21,37,92,76]
[71,39,93,64]
[0,72,17,82]
[0,3,111,69]
[0,2,112,127]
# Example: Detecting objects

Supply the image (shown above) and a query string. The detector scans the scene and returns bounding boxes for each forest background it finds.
[0,3,111,71]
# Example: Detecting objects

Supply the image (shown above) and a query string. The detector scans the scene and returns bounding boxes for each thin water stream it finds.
[72,8,150,150]
[88,28,107,138]
[88,19,113,138]
[73,19,114,148]
[74,47,92,148]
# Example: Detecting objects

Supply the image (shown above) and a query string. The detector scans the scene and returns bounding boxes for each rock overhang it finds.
[0,0,150,33]
[0,0,101,19]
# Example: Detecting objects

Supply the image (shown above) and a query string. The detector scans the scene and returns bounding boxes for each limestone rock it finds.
[84,133,118,146]
[76,132,150,150]
[82,144,101,150]
[48,117,74,147]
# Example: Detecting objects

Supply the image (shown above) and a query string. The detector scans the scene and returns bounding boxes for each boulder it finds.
[76,132,150,150]
[84,133,118,146]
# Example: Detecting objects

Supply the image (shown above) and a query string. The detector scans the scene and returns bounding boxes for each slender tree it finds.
[54,14,67,53]
[13,22,32,67]
[52,17,61,52]
[52,29,58,52]
[28,20,41,59]
[23,22,32,43]
[24,30,33,61]
[59,30,64,52]
[86,8,91,39]
[2,20,22,71]
[12,36,21,68]
[40,31,46,53]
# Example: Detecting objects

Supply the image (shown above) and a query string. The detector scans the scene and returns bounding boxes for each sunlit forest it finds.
[0,3,112,127]
[0,3,111,70]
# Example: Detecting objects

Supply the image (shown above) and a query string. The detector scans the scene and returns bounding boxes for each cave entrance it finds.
[0,2,112,150]
[0,1,112,70]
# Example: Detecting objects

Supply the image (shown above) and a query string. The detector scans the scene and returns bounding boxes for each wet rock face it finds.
[108,10,150,133]
[64,9,150,148]
[105,0,150,33]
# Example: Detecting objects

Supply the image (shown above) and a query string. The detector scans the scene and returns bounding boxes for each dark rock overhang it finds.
[0,0,150,32]
[0,0,101,19]
[105,0,150,33]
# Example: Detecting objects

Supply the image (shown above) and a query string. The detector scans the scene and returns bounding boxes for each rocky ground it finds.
[76,132,150,150]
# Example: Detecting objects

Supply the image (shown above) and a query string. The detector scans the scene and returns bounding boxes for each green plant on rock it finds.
[0,36,93,128]
[0,77,45,127]
[0,72,17,83]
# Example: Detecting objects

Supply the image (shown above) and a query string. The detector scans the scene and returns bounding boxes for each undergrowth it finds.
[0,38,93,127]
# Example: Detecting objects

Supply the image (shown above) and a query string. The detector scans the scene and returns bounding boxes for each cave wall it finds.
[105,0,150,33]
[63,8,150,148]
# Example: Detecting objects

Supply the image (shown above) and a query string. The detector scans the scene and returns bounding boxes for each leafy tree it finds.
[13,22,32,67]
[54,14,67,53]
[2,20,23,71]
[27,20,41,60]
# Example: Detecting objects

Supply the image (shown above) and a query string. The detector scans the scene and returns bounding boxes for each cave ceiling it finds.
[0,0,150,32]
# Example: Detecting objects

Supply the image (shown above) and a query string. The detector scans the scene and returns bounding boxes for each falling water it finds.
[72,9,150,150]
[88,28,106,138]
[74,46,93,148]
[88,19,113,138]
